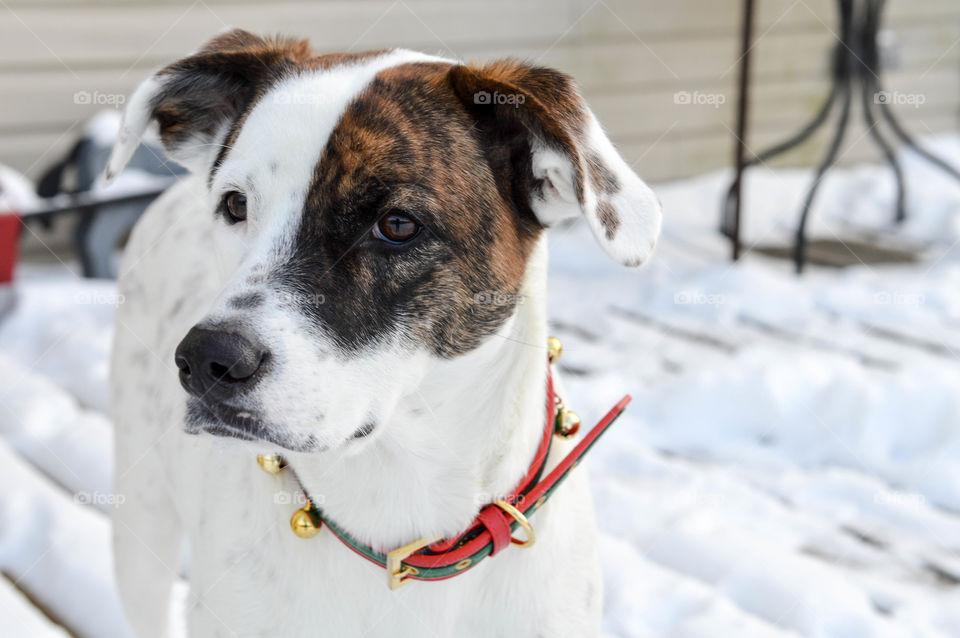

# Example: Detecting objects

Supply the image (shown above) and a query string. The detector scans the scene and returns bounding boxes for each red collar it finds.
[265,358,631,589]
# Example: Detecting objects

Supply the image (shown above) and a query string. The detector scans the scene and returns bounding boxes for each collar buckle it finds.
[386,535,442,590]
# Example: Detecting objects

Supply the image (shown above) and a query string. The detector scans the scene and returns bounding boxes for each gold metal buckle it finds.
[386,535,441,590]
[494,499,536,548]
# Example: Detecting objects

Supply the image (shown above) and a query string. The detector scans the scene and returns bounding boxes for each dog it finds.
[107,29,661,638]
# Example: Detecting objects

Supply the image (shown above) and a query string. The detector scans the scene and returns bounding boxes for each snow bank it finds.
[0,352,113,507]
[0,438,133,638]
[0,575,71,638]
[0,270,116,413]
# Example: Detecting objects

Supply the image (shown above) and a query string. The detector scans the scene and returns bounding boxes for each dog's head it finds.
[109,30,661,453]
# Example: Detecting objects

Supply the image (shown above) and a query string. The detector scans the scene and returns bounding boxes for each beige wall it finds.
[1,0,958,185]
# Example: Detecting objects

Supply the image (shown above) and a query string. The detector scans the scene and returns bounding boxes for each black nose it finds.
[174,325,268,402]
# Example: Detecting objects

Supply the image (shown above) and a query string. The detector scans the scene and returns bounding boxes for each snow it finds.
[3,136,960,636]
[0,432,131,638]
[0,575,71,638]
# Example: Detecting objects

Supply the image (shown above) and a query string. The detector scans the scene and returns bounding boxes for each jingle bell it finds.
[290,506,321,538]
[547,337,563,364]
[256,454,285,474]
[554,407,581,439]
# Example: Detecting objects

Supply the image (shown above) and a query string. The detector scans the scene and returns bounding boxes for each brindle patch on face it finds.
[275,62,544,357]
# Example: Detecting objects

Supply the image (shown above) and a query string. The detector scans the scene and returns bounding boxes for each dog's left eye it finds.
[220,191,247,224]
[373,211,421,244]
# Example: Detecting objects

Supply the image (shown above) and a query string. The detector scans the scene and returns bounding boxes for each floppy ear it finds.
[448,60,661,267]
[105,29,313,182]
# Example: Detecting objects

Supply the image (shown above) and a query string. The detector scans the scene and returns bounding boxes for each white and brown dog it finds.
[108,29,660,638]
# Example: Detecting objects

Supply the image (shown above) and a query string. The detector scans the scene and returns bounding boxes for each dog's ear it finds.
[105,29,313,182]
[448,60,661,267]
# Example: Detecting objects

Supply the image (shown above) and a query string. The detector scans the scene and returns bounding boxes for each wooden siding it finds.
[1,0,958,184]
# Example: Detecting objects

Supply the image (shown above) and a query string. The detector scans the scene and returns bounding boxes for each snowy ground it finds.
[3,137,960,637]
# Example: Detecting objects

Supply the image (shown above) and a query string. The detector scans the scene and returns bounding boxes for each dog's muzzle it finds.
[174,324,268,402]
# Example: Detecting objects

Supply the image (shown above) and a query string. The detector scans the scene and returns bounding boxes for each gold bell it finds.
[547,337,563,364]
[290,505,321,538]
[554,407,581,439]
[256,454,285,475]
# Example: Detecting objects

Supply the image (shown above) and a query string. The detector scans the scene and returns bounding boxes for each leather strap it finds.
[477,505,512,556]
[293,362,631,583]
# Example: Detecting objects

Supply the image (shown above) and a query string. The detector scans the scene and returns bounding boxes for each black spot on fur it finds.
[351,422,376,439]
[587,151,620,194]
[229,292,265,309]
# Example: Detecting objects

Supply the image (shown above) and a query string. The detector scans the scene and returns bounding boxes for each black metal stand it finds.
[722,0,960,273]
[729,0,755,261]
[21,184,174,278]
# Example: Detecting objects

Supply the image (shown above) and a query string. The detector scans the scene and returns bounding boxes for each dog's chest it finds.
[177,452,589,637]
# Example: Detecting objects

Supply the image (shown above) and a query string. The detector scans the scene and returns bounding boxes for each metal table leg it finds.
[723,0,960,273]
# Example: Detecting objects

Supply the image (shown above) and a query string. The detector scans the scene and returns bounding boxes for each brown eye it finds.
[374,211,421,244]
[223,191,247,224]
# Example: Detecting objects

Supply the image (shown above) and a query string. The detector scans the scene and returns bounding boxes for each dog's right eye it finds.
[373,210,421,244]
[220,191,248,224]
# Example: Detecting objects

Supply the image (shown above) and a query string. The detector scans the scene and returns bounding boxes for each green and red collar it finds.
[256,340,630,589]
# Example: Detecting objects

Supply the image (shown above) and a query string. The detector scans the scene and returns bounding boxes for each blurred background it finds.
[2,1,960,637]
[1,0,957,181]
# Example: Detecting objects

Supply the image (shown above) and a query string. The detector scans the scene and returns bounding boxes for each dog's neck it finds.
[290,237,551,551]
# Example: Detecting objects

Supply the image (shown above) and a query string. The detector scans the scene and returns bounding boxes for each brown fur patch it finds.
[448,60,591,205]
[152,30,314,153]
[151,34,608,357]
[149,29,387,178]
[278,61,544,357]
[587,151,620,195]
[207,48,390,182]
[596,200,620,240]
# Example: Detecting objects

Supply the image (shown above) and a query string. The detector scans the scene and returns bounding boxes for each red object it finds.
[0,212,20,284]
[402,390,631,578]
[316,363,632,582]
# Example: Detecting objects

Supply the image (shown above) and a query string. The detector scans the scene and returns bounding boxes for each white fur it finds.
[105,76,164,182]
[109,49,656,637]
[529,111,662,267]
